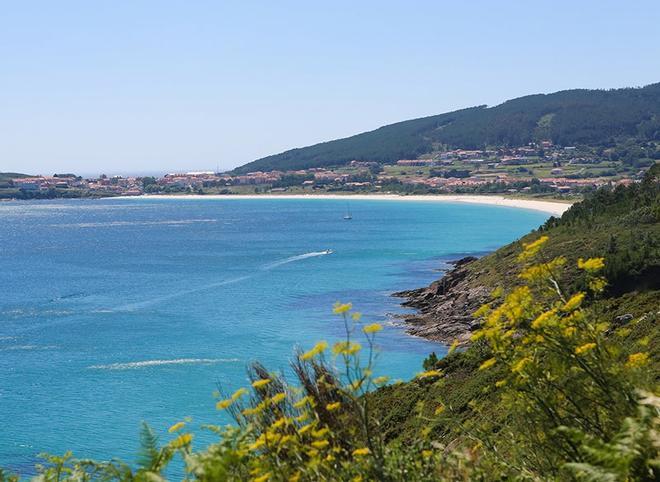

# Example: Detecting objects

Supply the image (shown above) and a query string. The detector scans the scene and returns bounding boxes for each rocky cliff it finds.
[393,256,491,345]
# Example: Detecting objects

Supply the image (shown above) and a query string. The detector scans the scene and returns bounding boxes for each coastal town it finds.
[1,140,652,200]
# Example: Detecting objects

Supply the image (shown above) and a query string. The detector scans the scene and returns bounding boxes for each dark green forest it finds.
[235,83,660,173]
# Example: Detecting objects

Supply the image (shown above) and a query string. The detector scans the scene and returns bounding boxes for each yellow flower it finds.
[563,326,577,337]
[562,293,585,312]
[363,323,383,334]
[416,369,442,379]
[289,472,301,482]
[512,357,532,374]
[531,309,557,329]
[293,396,312,409]
[422,449,433,458]
[434,405,445,416]
[332,341,361,356]
[589,277,608,293]
[242,401,267,416]
[473,304,491,318]
[349,379,363,391]
[312,427,329,438]
[326,402,341,411]
[279,434,293,446]
[332,302,352,314]
[252,378,271,389]
[216,399,233,410]
[351,312,362,321]
[168,421,185,433]
[352,447,371,456]
[231,387,248,401]
[252,473,271,482]
[249,439,265,451]
[270,392,286,404]
[373,375,390,385]
[170,433,193,449]
[479,357,497,371]
[295,413,309,423]
[307,448,319,458]
[495,379,507,388]
[312,440,329,449]
[448,339,460,355]
[301,340,328,360]
[518,235,549,260]
[577,257,605,272]
[625,352,649,368]
[575,342,597,355]
[271,417,289,429]
[520,257,566,282]
[298,424,313,435]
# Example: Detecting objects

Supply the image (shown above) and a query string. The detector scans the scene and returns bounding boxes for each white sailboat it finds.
[343,203,352,220]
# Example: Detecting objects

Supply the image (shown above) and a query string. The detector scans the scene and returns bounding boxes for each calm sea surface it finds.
[0,197,547,473]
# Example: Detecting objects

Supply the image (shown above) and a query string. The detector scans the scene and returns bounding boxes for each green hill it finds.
[0,172,30,181]
[235,83,660,173]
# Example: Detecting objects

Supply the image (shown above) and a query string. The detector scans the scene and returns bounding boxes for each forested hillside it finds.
[235,83,660,173]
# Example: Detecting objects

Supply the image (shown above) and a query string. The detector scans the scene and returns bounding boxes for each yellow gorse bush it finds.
[468,235,655,476]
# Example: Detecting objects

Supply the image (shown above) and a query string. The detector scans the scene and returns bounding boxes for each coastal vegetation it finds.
[2,168,658,481]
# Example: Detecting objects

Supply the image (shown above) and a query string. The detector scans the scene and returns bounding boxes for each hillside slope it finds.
[374,164,660,444]
[397,163,660,345]
[235,83,660,173]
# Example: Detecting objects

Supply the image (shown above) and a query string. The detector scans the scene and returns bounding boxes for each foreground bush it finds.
[2,238,658,481]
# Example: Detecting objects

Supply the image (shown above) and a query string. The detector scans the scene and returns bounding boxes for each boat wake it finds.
[115,251,332,311]
[88,358,240,370]
[262,251,332,270]
[52,219,217,228]
[115,275,253,311]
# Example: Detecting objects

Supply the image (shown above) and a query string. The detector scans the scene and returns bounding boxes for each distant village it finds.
[1,141,648,200]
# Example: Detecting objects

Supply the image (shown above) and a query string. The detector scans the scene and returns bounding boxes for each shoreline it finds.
[114,193,573,216]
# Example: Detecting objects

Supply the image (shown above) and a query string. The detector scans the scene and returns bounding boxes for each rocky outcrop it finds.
[393,256,491,345]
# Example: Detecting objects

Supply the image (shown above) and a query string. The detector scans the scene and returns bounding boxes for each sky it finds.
[1,0,659,176]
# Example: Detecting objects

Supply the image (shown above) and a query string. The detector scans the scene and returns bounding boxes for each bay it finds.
[0,197,547,473]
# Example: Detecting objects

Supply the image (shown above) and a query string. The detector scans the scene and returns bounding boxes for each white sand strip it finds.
[113,194,573,216]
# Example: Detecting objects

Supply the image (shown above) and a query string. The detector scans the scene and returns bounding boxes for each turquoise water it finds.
[0,198,547,474]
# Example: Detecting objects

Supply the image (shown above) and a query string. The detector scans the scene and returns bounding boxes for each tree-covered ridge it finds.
[235,83,660,173]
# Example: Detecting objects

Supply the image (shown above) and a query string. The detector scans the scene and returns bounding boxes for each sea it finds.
[0,197,548,474]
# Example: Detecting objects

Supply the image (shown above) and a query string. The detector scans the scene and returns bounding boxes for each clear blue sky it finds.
[1,0,659,175]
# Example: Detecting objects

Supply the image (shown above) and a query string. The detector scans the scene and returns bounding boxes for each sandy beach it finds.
[120,194,573,216]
